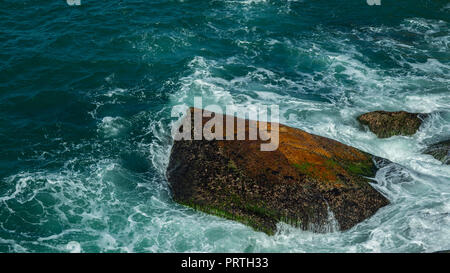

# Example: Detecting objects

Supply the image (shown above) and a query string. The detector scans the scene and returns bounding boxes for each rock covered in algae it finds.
[167,108,389,235]
[357,111,426,138]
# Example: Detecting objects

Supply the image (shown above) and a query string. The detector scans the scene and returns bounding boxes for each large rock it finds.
[357,111,426,138]
[424,139,450,164]
[167,108,389,235]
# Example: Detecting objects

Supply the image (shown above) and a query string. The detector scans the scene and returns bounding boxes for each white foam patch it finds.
[98,116,131,138]
[66,241,82,253]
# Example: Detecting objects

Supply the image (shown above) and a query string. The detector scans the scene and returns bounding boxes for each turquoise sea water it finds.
[0,0,449,252]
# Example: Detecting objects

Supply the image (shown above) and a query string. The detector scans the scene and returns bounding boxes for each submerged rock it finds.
[167,108,389,235]
[357,111,426,138]
[424,139,450,164]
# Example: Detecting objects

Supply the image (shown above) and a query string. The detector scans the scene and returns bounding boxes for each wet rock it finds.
[434,250,450,253]
[167,108,389,235]
[424,139,450,164]
[357,111,426,138]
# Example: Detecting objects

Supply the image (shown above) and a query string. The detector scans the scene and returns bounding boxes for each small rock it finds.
[357,111,426,138]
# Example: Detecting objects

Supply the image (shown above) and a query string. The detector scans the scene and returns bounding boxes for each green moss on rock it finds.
[346,162,376,177]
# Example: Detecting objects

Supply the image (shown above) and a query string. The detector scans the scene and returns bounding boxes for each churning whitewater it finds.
[0,1,449,252]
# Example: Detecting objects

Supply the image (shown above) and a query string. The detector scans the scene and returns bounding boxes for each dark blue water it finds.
[0,0,449,252]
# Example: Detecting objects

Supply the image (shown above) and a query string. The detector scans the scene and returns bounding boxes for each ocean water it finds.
[0,0,449,253]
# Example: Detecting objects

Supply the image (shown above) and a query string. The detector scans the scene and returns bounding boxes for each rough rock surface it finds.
[167,108,389,234]
[424,139,450,164]
[357,111,426,138]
